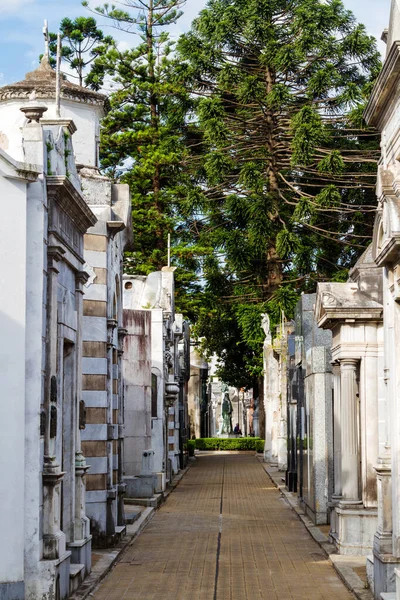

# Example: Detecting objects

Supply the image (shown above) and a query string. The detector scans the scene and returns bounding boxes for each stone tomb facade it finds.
[280,295,333,525]
[187,348,209,440]
[263,317,294,471]
[364,1,400,594]
[0,63,98,599]
[123,268,190,495]
[80,169,131,546]
[315,249,384,555]
[0,54,131,598]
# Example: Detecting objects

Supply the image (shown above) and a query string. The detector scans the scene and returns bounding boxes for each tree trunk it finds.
[265,66,283,292]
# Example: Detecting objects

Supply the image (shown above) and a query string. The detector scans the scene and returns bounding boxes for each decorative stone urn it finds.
[20,102,48,123]
[165,380,179,407]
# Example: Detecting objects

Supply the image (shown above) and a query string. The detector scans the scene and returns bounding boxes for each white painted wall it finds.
[123,310,152,477]
[0,173,27,584]
[0,98,103,167]
[387,0,400,54]
[24,178,47,596]
[151,309,165,474]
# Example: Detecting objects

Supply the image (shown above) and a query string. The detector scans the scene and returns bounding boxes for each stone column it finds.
[372,291,395,597]
[106,318,118,536]
[73,272,91,561]
[43,246,66,560]
[332,362,342,499]
[340,359,361,504]
[374,348,392,555]
[117,327,127,527]
[329,362,342,539]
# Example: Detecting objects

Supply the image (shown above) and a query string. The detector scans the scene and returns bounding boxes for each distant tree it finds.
[41,17,115,89]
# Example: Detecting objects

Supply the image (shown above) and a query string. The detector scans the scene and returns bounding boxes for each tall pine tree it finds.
[42,17,114,89]
[176,0,381,385]
[84,0,203,318]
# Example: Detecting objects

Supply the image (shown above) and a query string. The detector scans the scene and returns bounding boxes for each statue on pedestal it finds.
[261,313,272,344]
[220,392,233,434]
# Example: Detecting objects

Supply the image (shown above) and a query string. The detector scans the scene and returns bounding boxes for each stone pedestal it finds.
[69,453,92,575]
[155,472,166,493]
[372,460,400,599]
[336,503,377,555]
[42,464,67,560]
[395,568,400,600]
[334,359,378,554]
[141,449,155,475]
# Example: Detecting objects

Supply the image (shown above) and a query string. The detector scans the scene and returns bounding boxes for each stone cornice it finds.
[0,147,40,181]
[315,283,383,329]
[364,41,400,128]
[317,307,383,329]
[40,119,77,135]
[0,84,106,106]
[46,176,97,234]
[375,233,400,266]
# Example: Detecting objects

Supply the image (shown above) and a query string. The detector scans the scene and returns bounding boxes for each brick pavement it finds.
[92,453,354,600]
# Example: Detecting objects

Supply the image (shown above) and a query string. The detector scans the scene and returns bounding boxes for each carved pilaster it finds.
[374,459,393,555]
[74,270,91,542]
[332,362,342,500]
[339,359,361,505]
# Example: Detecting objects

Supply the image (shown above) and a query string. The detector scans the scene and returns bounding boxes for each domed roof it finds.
[0,55,106,106]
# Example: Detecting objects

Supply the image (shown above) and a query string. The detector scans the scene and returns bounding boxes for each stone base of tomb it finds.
[68,535,92,578]
[124,474,157,498]
[367,549,399,600]
[0,582,25,600]
[155,471,166,493]
[31,551,71,600]
[334,502,377,555]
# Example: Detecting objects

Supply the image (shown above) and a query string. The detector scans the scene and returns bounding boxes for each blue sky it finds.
[0,0,391,86]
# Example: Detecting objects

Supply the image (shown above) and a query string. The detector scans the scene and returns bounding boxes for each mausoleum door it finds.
[61,340,76,544]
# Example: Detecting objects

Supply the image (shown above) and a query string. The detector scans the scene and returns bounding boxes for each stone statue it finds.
[217,414,224,435]
[261,313,271,342]
[221,382,229,394]
[221,392,233,434]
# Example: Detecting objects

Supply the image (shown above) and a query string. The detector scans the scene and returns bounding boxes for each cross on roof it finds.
[43,19,49,57]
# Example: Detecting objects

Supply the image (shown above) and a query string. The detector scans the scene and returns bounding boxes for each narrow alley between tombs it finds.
[92,453,353,600]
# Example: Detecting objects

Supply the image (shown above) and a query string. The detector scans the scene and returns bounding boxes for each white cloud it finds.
[0,0,35,16]
[346,0,390,56]
[117,40,131,53]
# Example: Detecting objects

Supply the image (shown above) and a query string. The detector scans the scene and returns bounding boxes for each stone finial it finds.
[20,102,48,123]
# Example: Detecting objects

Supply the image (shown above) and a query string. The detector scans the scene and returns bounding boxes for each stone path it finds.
[92,453,354,600]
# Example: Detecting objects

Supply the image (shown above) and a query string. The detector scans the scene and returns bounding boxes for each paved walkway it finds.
[92,453,354,600]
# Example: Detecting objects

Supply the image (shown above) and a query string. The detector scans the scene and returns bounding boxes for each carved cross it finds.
[43,19,49,57]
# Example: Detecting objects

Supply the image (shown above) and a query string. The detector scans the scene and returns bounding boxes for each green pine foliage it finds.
[42,17,115,89]
[174,0,381,386]
[83,0,204,319]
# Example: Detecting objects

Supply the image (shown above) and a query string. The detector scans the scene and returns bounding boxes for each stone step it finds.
[115,525,126,539]
[380,593,396,600]
[69,564,85,596]
[124,509,141,524]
